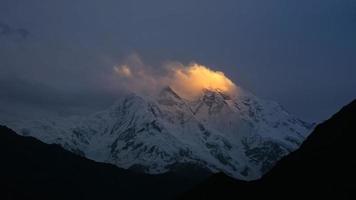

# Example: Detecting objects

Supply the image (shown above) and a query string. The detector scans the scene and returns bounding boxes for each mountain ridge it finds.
[0,125,210,200]
[180,99,356,200]
[0,86,313,180]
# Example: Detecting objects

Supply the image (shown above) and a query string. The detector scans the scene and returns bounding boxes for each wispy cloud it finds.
[112,54,237,100]
[0,22,30,39]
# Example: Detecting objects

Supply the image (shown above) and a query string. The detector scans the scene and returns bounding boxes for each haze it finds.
[0,0,355,122]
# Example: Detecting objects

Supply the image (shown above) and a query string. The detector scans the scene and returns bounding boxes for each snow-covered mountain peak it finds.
[0,85,314,180]
[157,86,186,107]
[200,88,230,103]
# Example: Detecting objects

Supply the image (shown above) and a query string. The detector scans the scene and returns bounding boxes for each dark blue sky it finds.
[0,0,355,122]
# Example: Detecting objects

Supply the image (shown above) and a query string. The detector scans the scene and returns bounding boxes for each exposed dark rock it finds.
[180,99,356,200]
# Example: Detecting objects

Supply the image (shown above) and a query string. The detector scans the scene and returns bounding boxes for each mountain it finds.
[0,86,312,180]
[0,125,209,200]
[180,99,356,200]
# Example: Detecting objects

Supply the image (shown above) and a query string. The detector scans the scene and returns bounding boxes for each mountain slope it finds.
[0,126,209,200]
[0,86,312,180]
[180,99,356,200]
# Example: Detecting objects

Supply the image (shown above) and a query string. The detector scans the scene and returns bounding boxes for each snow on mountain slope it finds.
[0,86,313,180]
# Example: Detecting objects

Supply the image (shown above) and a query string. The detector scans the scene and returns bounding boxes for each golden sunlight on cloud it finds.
[112,55,237,100]
[114,65,132,77]
[170,64,236,99]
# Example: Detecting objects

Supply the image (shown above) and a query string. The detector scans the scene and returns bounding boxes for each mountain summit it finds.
[1,86,312,180]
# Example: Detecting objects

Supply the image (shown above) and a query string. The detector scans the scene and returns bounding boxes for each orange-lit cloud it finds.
[114,65,132,77]
[169,63,236,99]
[113,55,237,100]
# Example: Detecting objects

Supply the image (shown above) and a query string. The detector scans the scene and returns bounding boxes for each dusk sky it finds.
[1,0,355,122]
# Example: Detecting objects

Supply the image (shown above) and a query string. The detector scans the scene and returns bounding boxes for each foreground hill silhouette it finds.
[181,99,356,200]
[0,126,209,200]
[1,99,355,200]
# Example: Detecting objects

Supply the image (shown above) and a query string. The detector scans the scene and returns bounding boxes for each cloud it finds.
[0,22,30,39]
[169,63,237,99]
[0,77,117,118]
[112,54,237,100]
[114,65,132,77]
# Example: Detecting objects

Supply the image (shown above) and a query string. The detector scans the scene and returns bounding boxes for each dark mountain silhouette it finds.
[0,126,209,200]
[1,99,355,200]
[181,99,356,200]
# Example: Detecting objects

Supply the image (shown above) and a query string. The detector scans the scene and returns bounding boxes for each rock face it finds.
[180,99,356,200]
[1,86,313,180]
